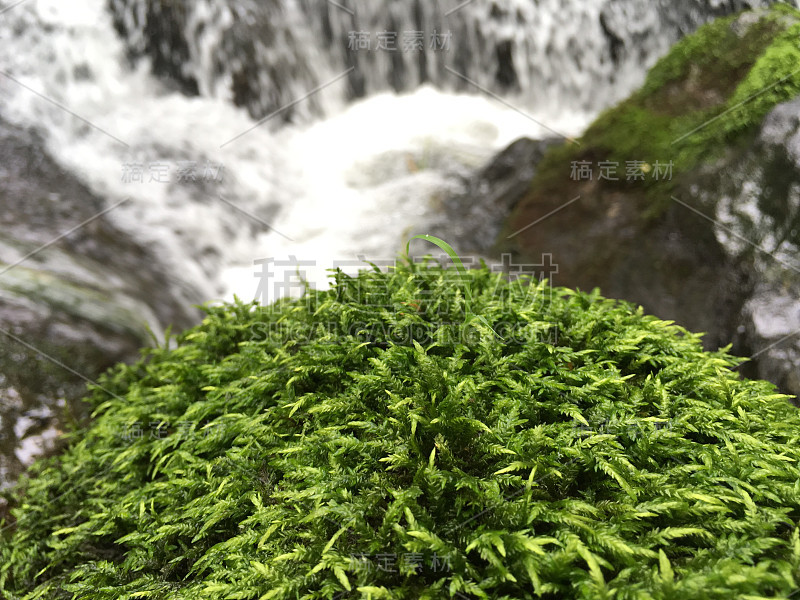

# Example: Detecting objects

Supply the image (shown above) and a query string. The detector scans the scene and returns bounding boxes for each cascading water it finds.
[1,0,795,312]
[107,0,793,121]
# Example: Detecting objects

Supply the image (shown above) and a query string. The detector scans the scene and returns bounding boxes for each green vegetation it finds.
[2,253,800,599]
[529,4,800,215]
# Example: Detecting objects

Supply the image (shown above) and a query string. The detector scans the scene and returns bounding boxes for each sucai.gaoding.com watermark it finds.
[247,253,561,345]
[249,318,560,347]
[252,253,559,309]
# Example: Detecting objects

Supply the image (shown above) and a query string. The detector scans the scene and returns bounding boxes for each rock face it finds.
[494,5,800,404]
[426,137,562,259]
[0,115,204,504]
[696,96,800,405]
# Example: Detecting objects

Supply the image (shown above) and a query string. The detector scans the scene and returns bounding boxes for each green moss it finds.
[1,258,799,599]
[638,10,781,106]
[524,4,800,219]
[721,24,800,134]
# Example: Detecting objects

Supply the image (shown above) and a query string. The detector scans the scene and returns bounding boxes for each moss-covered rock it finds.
[496,4,800,392]
[1,258,799,599]
[511,4,800,210]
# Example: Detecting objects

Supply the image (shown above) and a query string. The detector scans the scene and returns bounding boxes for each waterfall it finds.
[107,0,791,121]
[0,0,793,311]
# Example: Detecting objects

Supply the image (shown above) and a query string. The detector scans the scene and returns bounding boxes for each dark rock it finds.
[427,137,561,258]
[107,0,325,124]
[496,157,752,356]
[0,115,204,497]
[694,95,800,405]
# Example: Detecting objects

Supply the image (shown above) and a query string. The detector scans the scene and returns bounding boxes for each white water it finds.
[3,0,789,315]
[0,0,590,313]
[218,87,589,305]
[109,0,792,122]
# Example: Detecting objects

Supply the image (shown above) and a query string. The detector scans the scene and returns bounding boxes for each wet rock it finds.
[494,6,800,404]
[426,137,561,257]
[696,95,800,404]
[108,0,324,124]
[0,115,204,499]
[106,0,792,122]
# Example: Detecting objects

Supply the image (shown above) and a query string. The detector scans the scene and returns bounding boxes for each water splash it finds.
[108,0,793,121]
[1,0,793,310]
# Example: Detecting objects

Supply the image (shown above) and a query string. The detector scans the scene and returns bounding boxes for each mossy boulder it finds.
[2,258,799,599]
[495,4,800,398]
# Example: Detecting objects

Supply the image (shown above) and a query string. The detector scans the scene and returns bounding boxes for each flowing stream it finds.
[3,0,787,306]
